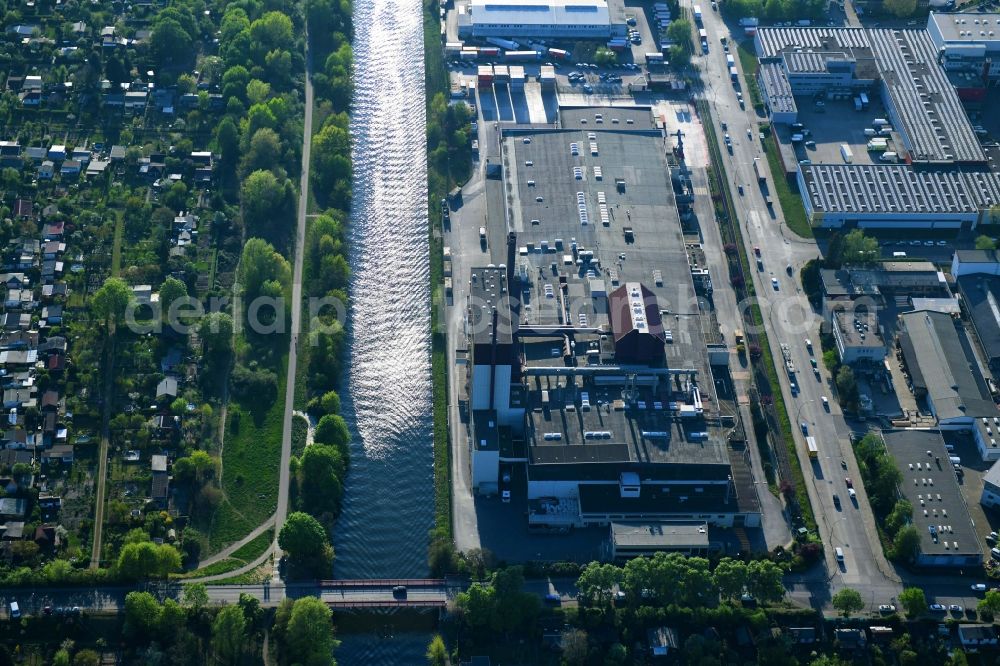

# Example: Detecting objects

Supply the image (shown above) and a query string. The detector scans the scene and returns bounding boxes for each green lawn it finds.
[762,133,814,239]
[232,528,274,561]
[736,40,763,110]
[207,364,287,553]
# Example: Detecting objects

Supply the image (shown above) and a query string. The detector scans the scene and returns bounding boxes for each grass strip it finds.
[700,102,816,533]
[425,0,452,541]
[761,133,813,239]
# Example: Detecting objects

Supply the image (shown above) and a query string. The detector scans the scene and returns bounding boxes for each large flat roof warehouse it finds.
[956,274,1000,370]
[881,429,982,566]
[755,26,872,59]
[928,12,1000,45]
[755,27,984,165]
[798,165,1000,228]
[867,29,984,164]
[462,0,613,38]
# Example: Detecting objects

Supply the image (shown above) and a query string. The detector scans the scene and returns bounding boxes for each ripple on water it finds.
[331,0,434,583]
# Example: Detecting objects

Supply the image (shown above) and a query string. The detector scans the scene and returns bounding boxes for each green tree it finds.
[163,181,189,211]
[979,589,1000,618]
[890,525,921,563]
[284,597,339,666]
[576,561,622,605]
[249,11,294,53]
[72,650,100,666]
[212,605,247,665]
[836,365,859,409]
[426,635,447,666]
[831,588,864,617]
[242,128,284,176]
[297,444,346,518]
[898,586,927,617]
[883,0,917,17]
[150,18,193,66]
[241,170,292,243]
[976,235,997,251]
[594,47,617,65]
[117,542,181,580]
[314,414,350,452]
[199,312,234,355]
[840,229,879,265]
[884,499,913,538]
[713,558,748,600]
[320,390,341,415]
[746,559,785,603]
[562,629,589,665]
[216,117,240,164]
[246,79,271,105]
[124,591,162,638]
[92,277,135,328]
[53,649,70,666]
[183,582,210,611]
[239,237,291,303]
[159,277,188,321]
[278,512,334,576]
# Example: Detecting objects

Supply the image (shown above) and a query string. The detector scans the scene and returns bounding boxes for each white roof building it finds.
[460,0,613,38]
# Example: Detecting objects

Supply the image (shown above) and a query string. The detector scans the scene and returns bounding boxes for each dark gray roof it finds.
[883,429,981,558]
[956,275,1000,366]
[899,310,997,421]
[955,249,1000,265]
[468,267,515,345]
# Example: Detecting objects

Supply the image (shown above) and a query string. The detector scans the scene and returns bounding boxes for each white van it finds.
[9,601,19,619]
[892,251,907,258]
[863,128,876,137]
[835,547,844,561]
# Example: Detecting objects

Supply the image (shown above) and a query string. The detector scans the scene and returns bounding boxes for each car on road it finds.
[950,604,964,613]
[972,583,988,593]
[878,604,896,614]
[845,477,853,488]
[392,585,407,599]
[832,493,841,509]
[848,488,857,500]
[501,489,511,503]
[738,185,744,195]
[930,604,946,612]
[583,84,593,93]
[754,246,761,257]
[822,396,829,409]
[8,602,19,619]
[747,128,752,140]
[800,422,808,434]
[771,278,779,290]
[938,240,948,246]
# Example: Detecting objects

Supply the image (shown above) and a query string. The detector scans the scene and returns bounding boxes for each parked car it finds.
[930,604,946,612]
[950,604,964,613]
[845,477,853,488]
[972,583,988,593]
[878,604,896,614]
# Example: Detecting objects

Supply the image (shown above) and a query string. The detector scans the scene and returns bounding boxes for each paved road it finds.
[89,335,117,569]
[0,578,587,616]
[272,22,315,573]
[694,2,902,609]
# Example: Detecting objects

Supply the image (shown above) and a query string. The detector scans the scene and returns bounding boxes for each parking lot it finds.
[774,96,900,168]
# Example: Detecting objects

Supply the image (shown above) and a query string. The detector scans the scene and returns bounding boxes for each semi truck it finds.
[729,66,738,82]
[840,144,853,163]
[807,436,819,458]
[726,54,735,67]
[753,157,766,183]
[486,37,519,50]
[693,4,703,23]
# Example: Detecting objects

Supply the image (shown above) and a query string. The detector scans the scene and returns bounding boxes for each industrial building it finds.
[952,249,1000,278]
[832,310,886,365]
[465,108,761,532]
[956,273,1000,374]
[755,27,984,164]
[897,310,1000,429]
[457,0,616,39]
[882,429,982,568]
[758,63,797,125]
[980,457,1000,509]
[797,164,1000,229]
[926,12,1000,85]
[609,521,710,559]
[820,261,948,309]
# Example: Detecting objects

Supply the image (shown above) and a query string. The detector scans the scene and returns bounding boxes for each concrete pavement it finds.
[692,0,902,608]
